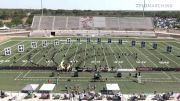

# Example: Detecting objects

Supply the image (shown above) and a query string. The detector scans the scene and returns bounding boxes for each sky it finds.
[0,0,180,11]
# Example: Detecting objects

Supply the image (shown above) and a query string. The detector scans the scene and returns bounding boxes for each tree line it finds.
[0,9,180,27]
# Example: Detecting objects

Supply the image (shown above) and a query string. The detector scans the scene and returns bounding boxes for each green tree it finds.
[0,11,9,20]
[11,17,22,26]
[0,21,3,27]
[25,15,33,25]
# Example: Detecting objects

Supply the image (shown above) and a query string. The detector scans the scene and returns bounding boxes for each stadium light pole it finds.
[41,0,43,16]
[143,0,146,17]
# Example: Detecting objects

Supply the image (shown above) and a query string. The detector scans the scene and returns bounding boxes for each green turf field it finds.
[0,70,180,93]
[0,37,180,93]
[0,37,180,68]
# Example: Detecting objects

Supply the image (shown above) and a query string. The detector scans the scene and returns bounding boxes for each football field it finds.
[0,37,180,68]
[0,37,180,93]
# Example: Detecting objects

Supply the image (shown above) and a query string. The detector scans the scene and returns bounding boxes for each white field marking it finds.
[170,73,180,81]
[23,70,31,78]
[175,41,180,44]
[47,60,51,66]
[48,43,65,66]
[94,48,96,65]
[16,78,132,82]
[0,41,26,59]
[34,45,54,65]
[0,41,31,65]
[143,43,169,67]
[161,42,180,57]
[18,78,179,82]
[83,41,87,66]
[147,43,180,66]
[14,72,23,80]
[24,76,116,79]
[132,43,158,67]
[141,72,171,79]
[0,40,25,52]
[22,51,41,66]
[142,78,171,80]
[115,44,134,69]
[123,43,145,67]
[163,42,180,51]
[108,44,122,68]
[142,80,180,83]
[14,77,177,82]
[9,43,41,66]
[0,71,21,73]
[174,38,180,41]
[101,43,109,69]
[162,72,171,79]
[61,42,73,62]
[0,40,11,46]
[26,71,52,74]
[71,44,80,66]
[46,47,56,66]
[141,46,160,67]
[36,57,43,64]
[44,73,172,79]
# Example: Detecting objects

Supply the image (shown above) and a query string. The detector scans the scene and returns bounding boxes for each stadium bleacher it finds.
[32,16,154,31]
[54,16,67,30]
[40,16,54,30]
[105,17,119,30]
[67,16,80,29]
[31,16,155,37]
[31,16,40,29]
[119,17,154,30]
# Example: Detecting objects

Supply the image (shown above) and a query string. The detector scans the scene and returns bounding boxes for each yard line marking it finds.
[115,44,134,69]
[83,41,87,66]
[123,44,145,67]
[160,42,180,57]
[14,72,23,80]
[61,42,73,62]
[143,43,169,67]
[94,47,96,65]
[46,46,56,66]
[22,51,41,66]
[71,43,80,67]
[0,40,11,46]
[49,43,65,66]
[23,70,31,78]
[36,58,43,64]
[0,40,25,52]
[143,48,164,67]
[0,40,26,59]
[0,41,30,66]
[162,72,171,79]
[34,45,54,65]
[108,44,122,68]
[170,73,180,81]
[57,42,73,69]
[147,43,180,66]
[23,43,53,66]
[9,43,41,66]
[133,44,158,67]
[101,43,110,69]
[163,42,180,51]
